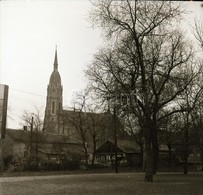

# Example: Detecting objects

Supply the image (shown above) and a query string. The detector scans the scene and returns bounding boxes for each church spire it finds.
[54,46,58,71]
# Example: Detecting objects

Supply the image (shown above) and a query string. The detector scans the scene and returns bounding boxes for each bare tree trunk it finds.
[168,145,172,169]
[140,143,144,169]
[144,134,153,182]
[144,123,153,181]
[183,124,189,174]
[35,132,39,170]
[152,126,159,175]
[201,150,203,172]
[0,145,4,172]
[91,135,96,166]
[183,151,188,174]
[92,153,95,166]
[152,143,159,175]
[84,143,88,168]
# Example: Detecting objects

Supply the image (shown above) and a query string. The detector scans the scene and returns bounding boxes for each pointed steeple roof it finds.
[54,46,58,71]
[49,46,61,85]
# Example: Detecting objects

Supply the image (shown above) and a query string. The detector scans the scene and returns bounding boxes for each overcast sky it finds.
[0,0,203,129]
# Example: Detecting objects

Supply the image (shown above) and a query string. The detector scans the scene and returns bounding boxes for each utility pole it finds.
[107,93,119,173]
[0,84,9,173]
[30,115,34,157]
[114,106,118,173]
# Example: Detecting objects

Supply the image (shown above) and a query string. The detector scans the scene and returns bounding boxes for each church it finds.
[43,48,64,135]
[1,48,118,170]
[1,49,143,170]
[42,48,119,150]
[42,48,135,163]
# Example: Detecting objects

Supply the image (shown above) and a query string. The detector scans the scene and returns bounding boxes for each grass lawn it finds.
[0,172,203,195]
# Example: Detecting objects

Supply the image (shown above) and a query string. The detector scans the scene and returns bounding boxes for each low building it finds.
[95,139,141,167]
[0,129,84,170]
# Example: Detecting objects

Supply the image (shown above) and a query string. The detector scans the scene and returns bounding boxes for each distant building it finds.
[1,129,83,167]
[95,139,141,167]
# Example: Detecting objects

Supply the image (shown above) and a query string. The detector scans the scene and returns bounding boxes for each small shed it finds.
[95,139,141,167]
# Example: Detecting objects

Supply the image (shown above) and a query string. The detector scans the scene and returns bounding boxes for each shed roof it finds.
[95,139,140,154]
[6,129,82,145]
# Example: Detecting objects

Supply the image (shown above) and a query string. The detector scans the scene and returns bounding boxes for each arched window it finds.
[52,101,55,114]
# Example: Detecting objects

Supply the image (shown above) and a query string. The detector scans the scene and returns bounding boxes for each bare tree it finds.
[87,0,199,181]
[20,106,44,168]
[191,9,203,172]
[63,91,89,167]
[191,96,203,172]
[85,109,107,166]
[65,90,112,167]
[122,113,144,168]
[178,76,203,174]
[159,113,180,169]
[160,71,203,173]
[193,20,203,49]
[21,106,44,132]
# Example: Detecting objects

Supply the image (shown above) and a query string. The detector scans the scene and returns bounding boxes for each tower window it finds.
[52,101,55,114]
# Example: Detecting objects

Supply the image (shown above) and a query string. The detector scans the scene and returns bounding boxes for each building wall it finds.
[0,135,14,159]
[12,142,28,160]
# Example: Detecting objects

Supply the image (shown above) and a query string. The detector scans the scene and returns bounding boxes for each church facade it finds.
[43,48,64,135]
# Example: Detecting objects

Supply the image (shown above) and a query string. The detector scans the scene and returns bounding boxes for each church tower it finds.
[43,47,63,134]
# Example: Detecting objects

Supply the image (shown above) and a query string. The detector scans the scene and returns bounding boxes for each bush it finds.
[89,162,108,169]
[3,155,13,168]
[38,160,80,171]
[62,160,80,170]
